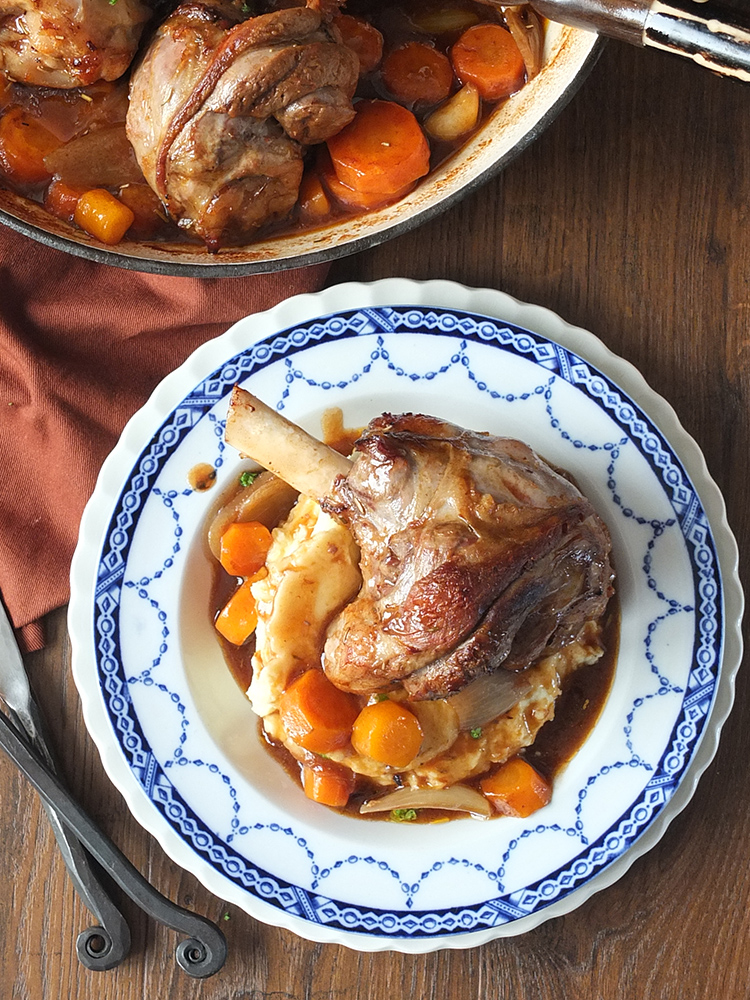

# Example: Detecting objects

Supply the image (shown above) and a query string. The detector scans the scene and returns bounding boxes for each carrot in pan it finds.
[319,147,416,212]
[0,107,60,186]
[326,99,430,198]
[334,13,384,75]
[381,41,454,106]
[74,188,135,244]
[44,177,86,223]
[451,23,526,101]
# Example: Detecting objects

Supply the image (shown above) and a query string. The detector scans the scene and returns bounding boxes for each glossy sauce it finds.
[188,462,217,492]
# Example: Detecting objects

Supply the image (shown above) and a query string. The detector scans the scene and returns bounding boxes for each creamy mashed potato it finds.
[247,494,361,718]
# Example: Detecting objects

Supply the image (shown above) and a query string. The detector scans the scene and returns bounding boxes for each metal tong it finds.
[0,599,226,978]
[512,0,750,82]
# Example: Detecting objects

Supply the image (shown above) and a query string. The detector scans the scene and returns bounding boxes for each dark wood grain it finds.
[2,37,749,1000]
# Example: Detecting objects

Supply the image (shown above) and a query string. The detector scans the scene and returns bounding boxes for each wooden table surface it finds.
[3,34,749,1000]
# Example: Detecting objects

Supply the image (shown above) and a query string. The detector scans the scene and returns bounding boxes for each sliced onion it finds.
[447,671,531,731]
[360,785,492,819]
[503,6,544,80]
[207,470,298,560]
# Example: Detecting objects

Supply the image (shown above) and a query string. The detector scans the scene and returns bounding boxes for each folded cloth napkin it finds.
[0,227,329,651]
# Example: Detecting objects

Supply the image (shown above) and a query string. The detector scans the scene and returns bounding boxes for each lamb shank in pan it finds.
[126,0,358,248]
[224,388,615,701]
[0,0,151,88]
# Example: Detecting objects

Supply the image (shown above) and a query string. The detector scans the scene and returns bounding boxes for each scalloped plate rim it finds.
[68,278,744,951]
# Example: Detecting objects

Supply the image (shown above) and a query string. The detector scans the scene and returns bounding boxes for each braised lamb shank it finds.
[0,0,151,87]
[225,389,615,701]
[126,0,358,249]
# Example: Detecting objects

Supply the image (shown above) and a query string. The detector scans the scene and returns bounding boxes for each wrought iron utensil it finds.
[0,708,228,977]
[0,598,130,970]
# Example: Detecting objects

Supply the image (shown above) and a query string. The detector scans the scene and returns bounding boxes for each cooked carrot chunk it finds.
[44,177,86,223]
[333,14,384,74]
[480,756,552,817]
[381,42,454,106]
[351,699,423,769]
[302,759,356,807]
[74,188,135,244]
[214,577,259,646]
[327,99,430,198]
[451,23,526,101]
[319,147,415,212]
[0,106,60,186]
[219,520,273,578]
[280,669,360,755]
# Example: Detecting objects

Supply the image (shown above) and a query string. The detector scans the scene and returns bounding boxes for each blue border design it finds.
[91,306,722,939]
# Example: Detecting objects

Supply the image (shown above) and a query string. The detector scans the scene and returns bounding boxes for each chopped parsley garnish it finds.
[239,469,259,487]
[390,808,417,822]
[376,693,390,702]
[470,727,483,739]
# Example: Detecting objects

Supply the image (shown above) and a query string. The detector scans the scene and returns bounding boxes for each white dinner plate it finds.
[69,279,743,952]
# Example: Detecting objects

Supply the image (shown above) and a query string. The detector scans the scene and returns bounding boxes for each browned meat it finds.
[126,1,358,249]
[321,413,614,699]
[0,0,150,87]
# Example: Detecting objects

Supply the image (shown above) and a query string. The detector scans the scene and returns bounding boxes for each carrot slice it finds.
[302,759,356,807]
[351,699,424,769]
[381,42,454,106]
[219,520,273,578]
[334,14,384,75]
[480,757,552,817]
[280,669,360,755]
[319,148,415,211]
[0,107,60,186]
[451,23,526,101]
[74,188,135,244]
[326,99,430,197]
[214,578,259,646]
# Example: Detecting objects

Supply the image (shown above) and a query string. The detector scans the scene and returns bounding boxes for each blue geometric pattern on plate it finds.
[92,306,721,939]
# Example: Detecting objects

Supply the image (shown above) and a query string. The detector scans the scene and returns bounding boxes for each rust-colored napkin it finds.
[0,227,329,650]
